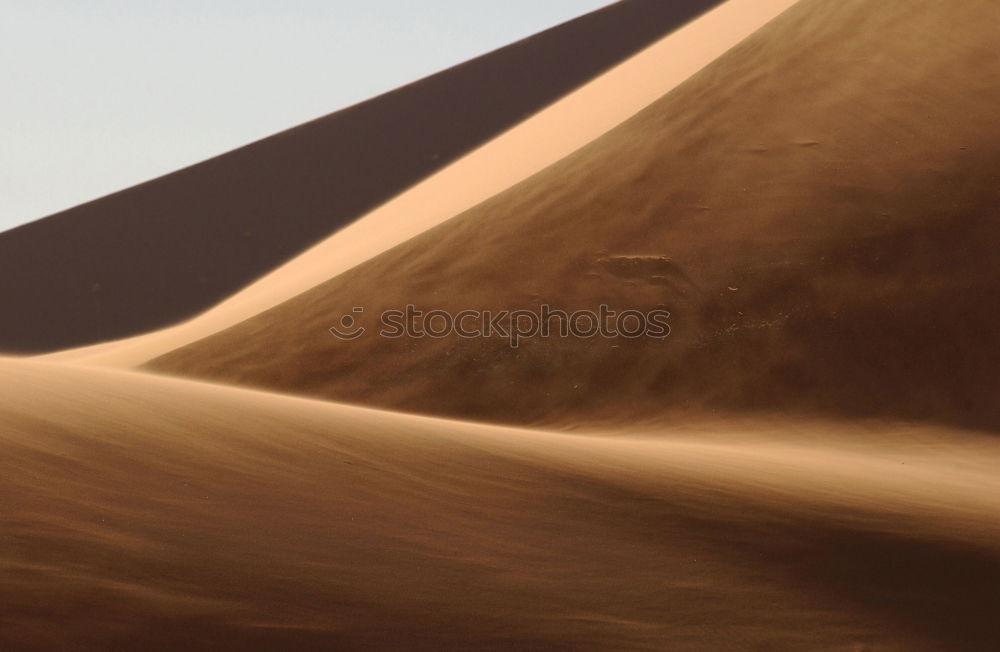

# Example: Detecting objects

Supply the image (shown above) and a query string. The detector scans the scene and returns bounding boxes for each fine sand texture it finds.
[4,357,1000,650]
[47,0,798,368]
[6,1,1000,650]
[147,0,1000,431]
[0,0,726,354]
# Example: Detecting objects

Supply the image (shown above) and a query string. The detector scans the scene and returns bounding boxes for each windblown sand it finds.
[4,358,1000,650]
[146,0,1000,431]
[49,0,796,368]
[0,0,727,354]
[5,0,1000,649]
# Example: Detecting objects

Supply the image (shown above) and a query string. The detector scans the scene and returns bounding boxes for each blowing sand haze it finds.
[3,0,1000,650]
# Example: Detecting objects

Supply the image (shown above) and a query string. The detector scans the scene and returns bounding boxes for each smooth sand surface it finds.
[147,0,1000,431]
[4,357,1000,650]
[8,1,1000,649]
[47,0,800,368]
[0,0,727,354]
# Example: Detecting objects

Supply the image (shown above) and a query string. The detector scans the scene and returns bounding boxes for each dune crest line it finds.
[46,0,801,368]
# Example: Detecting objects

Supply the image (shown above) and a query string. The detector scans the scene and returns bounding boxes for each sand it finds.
[46,0,799,368]
[5,0,999,649]
[145,0,1000,431]
[0,0,727,354]
[4,356,1000,650]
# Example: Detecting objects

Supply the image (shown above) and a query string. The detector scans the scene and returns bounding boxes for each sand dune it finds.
[3,357,1000,650]
[0,0,728,355]
[146,0,1000,431]
[46,0,799,368]
[7,1,999,649]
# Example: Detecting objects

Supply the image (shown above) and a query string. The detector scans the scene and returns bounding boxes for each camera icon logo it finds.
[329,307,366,340]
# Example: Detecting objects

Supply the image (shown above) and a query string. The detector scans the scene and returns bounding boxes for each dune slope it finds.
[46,0,798,369]
[4,358,1000,650]
[0,0,725,354]
[149,0,1000,430]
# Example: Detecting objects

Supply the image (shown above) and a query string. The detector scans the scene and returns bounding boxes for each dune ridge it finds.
[4,357,1000,650]
[0,0,728,354]
[145,0,1000,431]
[46,0,800,368]
[6,1,999,649]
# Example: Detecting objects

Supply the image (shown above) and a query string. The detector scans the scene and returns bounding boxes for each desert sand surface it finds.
[6,0,1000,649]
[4,357,1000,650]
[47,0,798,369]
[147,0,1000,431]
[0,0,727,354]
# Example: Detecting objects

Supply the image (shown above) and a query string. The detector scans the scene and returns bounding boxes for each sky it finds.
[0,0,612,233]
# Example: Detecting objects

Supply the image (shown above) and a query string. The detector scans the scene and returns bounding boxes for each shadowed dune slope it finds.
[4,358,1000,650]
[0,0,725,355]
[150,0,1000,430]
[44,0,797,369]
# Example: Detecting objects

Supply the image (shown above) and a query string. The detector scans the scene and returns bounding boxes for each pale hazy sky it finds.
[0,1,611,232]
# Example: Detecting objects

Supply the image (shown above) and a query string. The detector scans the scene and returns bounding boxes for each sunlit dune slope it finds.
[47,0,798,369]
[150,0,1000,430]
[0,0,726,354]
[3,358,1000,650]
